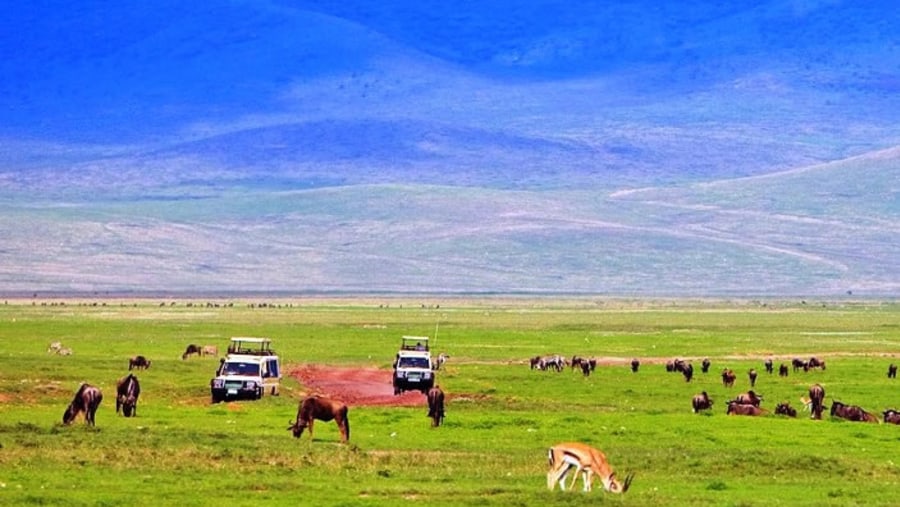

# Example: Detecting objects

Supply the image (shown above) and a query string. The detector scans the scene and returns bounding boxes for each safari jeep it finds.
[210,337,281,403]
[392,335,434,395]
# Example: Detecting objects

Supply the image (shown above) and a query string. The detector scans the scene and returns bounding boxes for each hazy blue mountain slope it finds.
[2,149,896,296]
[2,1,898,295]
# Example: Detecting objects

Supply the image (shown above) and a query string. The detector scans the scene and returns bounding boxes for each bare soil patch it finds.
[287,365,426,407]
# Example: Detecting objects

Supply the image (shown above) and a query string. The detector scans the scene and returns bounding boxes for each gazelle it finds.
[547,442,634,493]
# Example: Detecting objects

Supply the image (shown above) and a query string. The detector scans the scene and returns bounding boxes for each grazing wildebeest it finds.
[287,395,350,443]
[182,344,202,360]
[692,391,713,413]
[116,373,141,417]
[809,384,825,420]
[427,386,445,427]
[888,364,897,379]
[808,356,825,370]
[775,402,797,417]
[630,358,640,373]
[129,355,151,370]
[701,358,711,374]
[726,401,767,416]
[579,360,593,377]
[681,362,694,382]
[63,383,103,426]
[530,356,542,370]
[201,345,219,357]
[721,368,736,387]
[792,358,808,372]
[734,390,763,407]
[882,409,900,425]
[764,358,773,374]
[540,355,566,372]
[666,358,685,373]
[778,363,789,377]
[748,368,758,387]
[830,400,878,423]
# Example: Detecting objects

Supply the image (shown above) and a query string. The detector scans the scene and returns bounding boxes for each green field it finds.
[1,298,899,506]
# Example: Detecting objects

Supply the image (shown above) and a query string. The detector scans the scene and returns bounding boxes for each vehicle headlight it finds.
[245,381,256,389]
[424,372,432,379]
[396,371,406,378]
[212,379,224,388]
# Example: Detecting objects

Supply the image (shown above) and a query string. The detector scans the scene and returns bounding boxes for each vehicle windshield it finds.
[223,362,260,376]
[398,357,430,369]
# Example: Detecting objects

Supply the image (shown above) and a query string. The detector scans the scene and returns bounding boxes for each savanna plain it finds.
[1,298,899,506]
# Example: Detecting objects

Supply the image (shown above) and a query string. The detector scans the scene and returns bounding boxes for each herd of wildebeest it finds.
[529,353,900,424]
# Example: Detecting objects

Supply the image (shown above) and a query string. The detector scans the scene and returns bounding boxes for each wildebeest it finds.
[129,355,151,370]
[692,391,713,413]
[734,390,763,407]
[726,401,767,416]
[630,358,640,373]
[888,364,897,379]
[537,355,566,372]
[681,362,694,382]
[529,356,542,370]
[748,368,758,387]
[808,356,826,370]
[201,345,219,357]
[882,409,900,425]
[701,358,711,374]
[830,400,878,423]
[778,363,789,377]
[764,358,773,374]
[809,383,826,420]
[792,358,808,372]
[63,383,103,426]
[721,368,736,387]
[427,386,445,427]
[774,402,797,417]
[666,358,686,373]
[287,395,350,443]
[182,344,202,360]
[116,373,141,417]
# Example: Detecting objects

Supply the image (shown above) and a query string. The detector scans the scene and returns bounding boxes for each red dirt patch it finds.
[287,365,427,407]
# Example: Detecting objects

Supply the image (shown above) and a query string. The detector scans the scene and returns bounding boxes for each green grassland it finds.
[1,298,899,506]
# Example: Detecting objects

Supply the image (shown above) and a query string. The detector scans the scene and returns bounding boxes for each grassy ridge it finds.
[1,300,899,506]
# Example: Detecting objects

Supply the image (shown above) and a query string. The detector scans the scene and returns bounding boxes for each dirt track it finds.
[287,365,427,406]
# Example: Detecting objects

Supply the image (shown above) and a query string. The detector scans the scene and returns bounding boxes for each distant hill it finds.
[0,1,898,296]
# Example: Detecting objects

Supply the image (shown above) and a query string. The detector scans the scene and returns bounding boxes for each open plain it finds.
[1,297,899,506]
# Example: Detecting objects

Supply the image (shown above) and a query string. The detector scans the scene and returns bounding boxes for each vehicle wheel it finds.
[393,386,401,395]
[211,395,222,404]
[256,387,264,400]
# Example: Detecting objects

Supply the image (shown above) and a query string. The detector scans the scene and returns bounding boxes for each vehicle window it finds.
[225,362,260,376]
[398,357,429,369]
[267,359,279,378]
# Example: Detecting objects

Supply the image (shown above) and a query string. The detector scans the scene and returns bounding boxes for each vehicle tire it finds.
[256,387,264,400]
[211,395,222,404]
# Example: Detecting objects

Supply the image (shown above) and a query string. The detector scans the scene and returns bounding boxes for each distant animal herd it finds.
[530,353,900,424]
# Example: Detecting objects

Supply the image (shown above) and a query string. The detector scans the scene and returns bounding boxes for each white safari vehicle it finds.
[392,335,435,395]
[210,337,281,403]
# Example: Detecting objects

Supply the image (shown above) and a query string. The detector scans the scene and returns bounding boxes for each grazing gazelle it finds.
[547,442,634,493]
